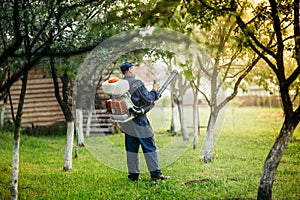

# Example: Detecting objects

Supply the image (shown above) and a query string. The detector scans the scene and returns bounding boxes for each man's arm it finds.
[131,80,158,106]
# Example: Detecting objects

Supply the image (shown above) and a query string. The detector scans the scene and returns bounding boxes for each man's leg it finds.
[140,137,163,178]
[125,134,140,180]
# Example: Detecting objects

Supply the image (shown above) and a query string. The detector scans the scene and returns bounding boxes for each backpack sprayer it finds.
[103,69,178,123]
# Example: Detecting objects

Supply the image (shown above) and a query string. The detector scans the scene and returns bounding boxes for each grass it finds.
[0,107,299,199]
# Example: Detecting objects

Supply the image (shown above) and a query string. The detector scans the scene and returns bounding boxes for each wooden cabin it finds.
[3,68,118,135]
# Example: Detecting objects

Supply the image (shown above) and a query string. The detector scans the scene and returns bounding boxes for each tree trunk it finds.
[10,72,27,200]
[50,57,76,169]
[203,109,218,163]
[85,107,93,137]
[63,121,75,171]
[257,118,296,199]
[190,75,201,149]
[170,92,179,135]
[1,96,7,127]
[172,105,179,132]
[203,63,219,162]
[75,109,84,146]
[75,108,84,158]
[177,98,189,141]
[193,93,199,149]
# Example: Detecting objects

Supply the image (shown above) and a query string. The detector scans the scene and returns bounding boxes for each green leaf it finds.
[184,70,193,81]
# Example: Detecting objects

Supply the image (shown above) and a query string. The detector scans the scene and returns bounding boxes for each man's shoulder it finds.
[131,80,144,90]
[124,77,143,87]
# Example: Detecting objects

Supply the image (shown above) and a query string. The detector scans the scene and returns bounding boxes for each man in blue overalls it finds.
[119,61,170,181]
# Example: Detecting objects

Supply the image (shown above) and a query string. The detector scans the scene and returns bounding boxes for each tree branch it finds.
[30,4,56,50]
[269,0,285,76]
[197,0,236,12]
[0,0,22,66]
[50,56,73,122]
[48,44,97,57]
[196,53,211,79]
[235,16,276,59]
[236,16,278,75]
[287,66,300,87]
[288,0,300,87]
[0,46,50,94]
[218,56,260,109]
[191,80,211,107]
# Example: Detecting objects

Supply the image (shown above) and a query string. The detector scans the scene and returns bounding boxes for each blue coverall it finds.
[119,75,162,180]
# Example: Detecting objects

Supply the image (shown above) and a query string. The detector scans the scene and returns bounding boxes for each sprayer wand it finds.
[157,69,179,97]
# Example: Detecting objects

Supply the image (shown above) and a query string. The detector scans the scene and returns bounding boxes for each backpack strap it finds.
[127,79,139,95]
[126,79,155,114]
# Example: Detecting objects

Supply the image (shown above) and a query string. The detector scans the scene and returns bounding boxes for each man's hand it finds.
[153,80,160,90]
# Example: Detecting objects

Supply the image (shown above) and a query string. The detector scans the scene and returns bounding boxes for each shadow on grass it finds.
[0,121,67,137]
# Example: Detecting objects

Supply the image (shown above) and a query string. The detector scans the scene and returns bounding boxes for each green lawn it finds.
[0,107,299,199]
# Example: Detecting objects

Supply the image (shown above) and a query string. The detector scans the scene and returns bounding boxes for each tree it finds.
[10,72,27,200]
[0,0,144,199]
[0,0,144,95]
[234,1,300,198]
[49,56,78,170]
[139,1,197,142]
[188,16,260,162]
[140,1,298,198]
[173,72,190,141]
[142,1,260,158]
[193,0,300,198]
[190,73,201,149]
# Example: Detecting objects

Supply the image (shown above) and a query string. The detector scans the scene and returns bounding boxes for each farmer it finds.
[119,61,170,181]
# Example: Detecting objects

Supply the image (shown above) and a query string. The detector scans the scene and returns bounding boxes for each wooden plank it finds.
[21,116,65,124]
[9,88,56,95]
[5,106,62,114]
[8,101,61,108]
[7,104,60,111]
[9,92,57,99]
[11,78,59,87]
[21,120,65,127]
[18,111,64,118]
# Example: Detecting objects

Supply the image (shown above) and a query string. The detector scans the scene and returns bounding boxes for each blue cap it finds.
[120,62,137,74]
